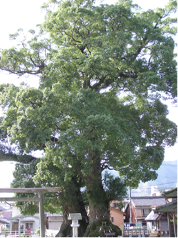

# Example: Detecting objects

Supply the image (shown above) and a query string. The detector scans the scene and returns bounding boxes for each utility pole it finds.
[129,188,132,224]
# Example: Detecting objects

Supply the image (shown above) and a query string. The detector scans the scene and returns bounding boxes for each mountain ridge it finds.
[131,160,177,196]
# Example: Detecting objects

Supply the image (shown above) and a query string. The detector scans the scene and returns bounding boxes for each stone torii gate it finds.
[0,187,61,237]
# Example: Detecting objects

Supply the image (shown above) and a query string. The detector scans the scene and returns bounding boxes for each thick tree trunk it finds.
[83,156,112,236]
[84,157,110,225]
[56,205,88,237]
[56,177,89,237]
[55,211,72,237]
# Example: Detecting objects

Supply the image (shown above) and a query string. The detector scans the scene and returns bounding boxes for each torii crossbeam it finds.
[0,187,61,237]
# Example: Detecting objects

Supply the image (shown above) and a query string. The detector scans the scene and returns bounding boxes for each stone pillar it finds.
[68,213,82,237]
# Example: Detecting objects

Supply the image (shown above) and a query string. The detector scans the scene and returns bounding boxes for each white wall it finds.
[147,222,152,231]
[12,207,21,217]
[48,216,63,230]
[33,217,40,232]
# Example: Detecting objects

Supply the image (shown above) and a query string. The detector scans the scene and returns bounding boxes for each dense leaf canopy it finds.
[0,0,177,230]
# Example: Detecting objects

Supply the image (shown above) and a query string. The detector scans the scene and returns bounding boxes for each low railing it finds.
[0,229,38,237]
[0,229,169,238]
[123,228,149,237]
[0,231,19,237]
[0,229,61,237]
[122,228,170,237]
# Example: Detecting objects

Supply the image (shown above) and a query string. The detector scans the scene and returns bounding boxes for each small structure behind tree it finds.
[155,188,177,237]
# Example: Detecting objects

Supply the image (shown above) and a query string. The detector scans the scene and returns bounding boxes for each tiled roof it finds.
[163,188,177,198]
[131,196,166,207]
[155,200,177,213]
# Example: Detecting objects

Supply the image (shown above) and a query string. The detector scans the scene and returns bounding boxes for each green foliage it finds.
[35,229,40,235]
[11,160,40,215]
[0,0,177,230]
[1,228,10,232]
[170,218,177,225]
[103,172,127,202]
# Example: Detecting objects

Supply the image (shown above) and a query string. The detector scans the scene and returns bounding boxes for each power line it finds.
[131,181,177,190]
[161,164,177,167]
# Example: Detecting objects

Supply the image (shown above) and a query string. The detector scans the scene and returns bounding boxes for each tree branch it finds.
[0,150,37,163]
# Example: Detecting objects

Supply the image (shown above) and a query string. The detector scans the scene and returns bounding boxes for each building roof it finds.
[0,218,10,224]
[145,210,160,221]
[45,212,63,217]
[110,207,126,215]
[10,214,39,221]
[163,188,177,198]
[155,200,177,213]
[154,188,177,214]
[131,196,166,207]
[0,206,6,212]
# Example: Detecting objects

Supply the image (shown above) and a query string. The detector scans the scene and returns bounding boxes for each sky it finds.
[0,0,177,196]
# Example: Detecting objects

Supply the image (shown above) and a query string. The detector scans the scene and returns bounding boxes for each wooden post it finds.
[167,212,171,237]
[39,192,45,237]
[129,188,132,224]
[173,213,177,237]
[119,223,124,237]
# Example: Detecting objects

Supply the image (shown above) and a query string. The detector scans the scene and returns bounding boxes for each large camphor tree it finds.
[0,0,177,236]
